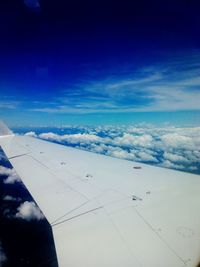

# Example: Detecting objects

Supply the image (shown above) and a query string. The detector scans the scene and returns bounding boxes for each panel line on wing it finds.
[50,200,90,225]
[8,153,30,159]
[134,208,186,264]
[51,206,103,227]
[100,206,143,266]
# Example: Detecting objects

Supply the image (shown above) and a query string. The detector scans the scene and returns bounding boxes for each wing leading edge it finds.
[0,123,200,267]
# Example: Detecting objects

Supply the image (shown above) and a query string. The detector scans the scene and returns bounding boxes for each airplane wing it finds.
[0,121,200,267]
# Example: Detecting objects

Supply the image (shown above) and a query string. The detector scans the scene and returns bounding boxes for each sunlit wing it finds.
[0,121,200,267]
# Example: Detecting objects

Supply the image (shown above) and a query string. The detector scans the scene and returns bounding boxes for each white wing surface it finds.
[0,124,200,267]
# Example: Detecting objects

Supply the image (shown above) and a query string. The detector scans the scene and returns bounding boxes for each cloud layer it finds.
[25,124,200,174]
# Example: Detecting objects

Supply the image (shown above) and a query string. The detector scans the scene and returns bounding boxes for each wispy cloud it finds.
[30,54,200,114]
[0,101,19,109]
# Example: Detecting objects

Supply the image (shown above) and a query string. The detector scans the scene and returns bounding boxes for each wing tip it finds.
[0,120,13,136]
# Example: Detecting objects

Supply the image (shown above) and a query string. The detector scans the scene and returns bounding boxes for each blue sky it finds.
[0,0,200,126]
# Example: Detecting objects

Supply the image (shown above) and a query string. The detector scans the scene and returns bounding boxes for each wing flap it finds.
[53,205,183,267]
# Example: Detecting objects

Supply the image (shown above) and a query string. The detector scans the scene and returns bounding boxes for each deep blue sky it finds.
[0,0,200,126]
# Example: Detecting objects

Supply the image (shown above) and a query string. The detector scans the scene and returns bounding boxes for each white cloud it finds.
[23,125,200,174]
[114,134,153,148]
[3,195,21,201]
[0,166,21,184]
[160,133,193,150]
[38,132,59,141]
[25,131,37,137]
[16,201,45,221]
[106,146,136,161]
[160,160,185,170]
[183,150,200,162]
[0,166,14,176]
[0,241,7,267]
[39,132,104,145]
[163,152,189,163]
[89,143,107,154]
[137,151,158,162]
[4,174,21,184]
